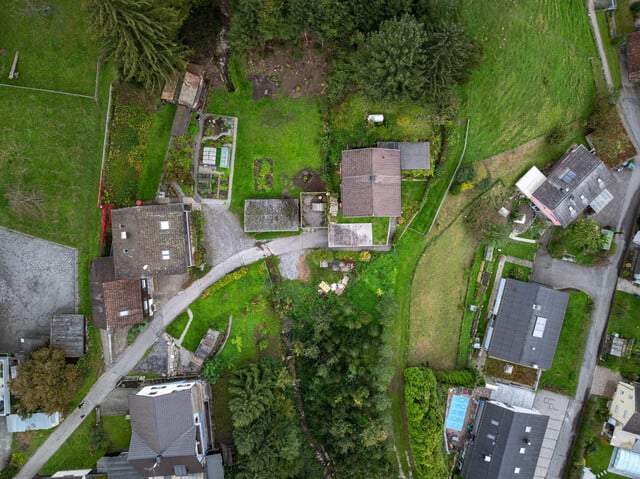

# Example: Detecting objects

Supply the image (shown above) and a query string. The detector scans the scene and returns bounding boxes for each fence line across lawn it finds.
[0,82,96,100]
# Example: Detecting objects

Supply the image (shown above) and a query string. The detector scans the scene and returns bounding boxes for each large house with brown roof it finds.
[628,32,640,84]
[89,257,151,330]
[516,144,614,228]
[111,203,192,279]
[340,148,401,217]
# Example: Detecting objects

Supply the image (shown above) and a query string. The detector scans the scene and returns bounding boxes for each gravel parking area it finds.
[202,204,254,266]
[0,228,78,354]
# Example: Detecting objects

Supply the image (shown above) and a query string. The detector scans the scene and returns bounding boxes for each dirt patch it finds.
[247,48,327,98]
[254,158,274,192]
[293,169,326,192]
[249,74,276,100]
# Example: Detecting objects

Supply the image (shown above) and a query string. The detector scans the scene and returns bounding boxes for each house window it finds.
[162,250,170,260]
[624,410,628,419]
[525,426,532,433]
[160,221,170,230]
[118,310,130,317]
[615,405,620,414]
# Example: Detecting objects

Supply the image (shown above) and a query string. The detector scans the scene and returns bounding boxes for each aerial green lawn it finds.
[1,0,99,93]
[459,0,597,162]
[40,412,104,475]
[170,262,280,360]
[0,2,116,317]
[138,104,176,200]
[539,292,592,396]
[206,57,323,215]
[102,415,132,452]
[603,291,640,379]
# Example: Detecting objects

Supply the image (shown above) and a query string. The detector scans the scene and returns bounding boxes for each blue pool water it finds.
[445,395,469,431]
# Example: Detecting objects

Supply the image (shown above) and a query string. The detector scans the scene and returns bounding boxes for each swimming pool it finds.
[445,395,469,431]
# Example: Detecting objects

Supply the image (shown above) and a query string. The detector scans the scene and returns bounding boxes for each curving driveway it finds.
[14,231,327,479]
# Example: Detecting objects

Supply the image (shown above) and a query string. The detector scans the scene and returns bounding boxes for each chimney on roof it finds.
[483,454,491,462]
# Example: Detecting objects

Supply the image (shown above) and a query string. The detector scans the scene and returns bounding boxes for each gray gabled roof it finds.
[488,279,569,370]
[377,141,430,170]
[97,453,146,479]
[531,144,614,228]
[111,204,191,279]
[461,401,549,479]
[243,199,300,232]
[128,388,204,476]
[622,384,640,435]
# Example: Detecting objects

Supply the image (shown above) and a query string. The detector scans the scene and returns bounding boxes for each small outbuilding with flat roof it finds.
[377,141,430,170]
[328,223,373,249]
[244,199,300,233]
[50,314,86,358]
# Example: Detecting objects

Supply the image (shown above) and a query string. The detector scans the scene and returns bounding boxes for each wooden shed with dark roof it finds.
[340,148,401,217]
[111,203,192,279]
[50,314,86,358]
[628,32,640,84]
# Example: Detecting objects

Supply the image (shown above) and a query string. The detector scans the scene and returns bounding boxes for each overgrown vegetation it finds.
[567,396,621,479]
[271,255,398,477]
[548,218,610,264]
[228,360,321,478]
[403,367,448,478]
[102,84,175,205]
[602,291,640,380]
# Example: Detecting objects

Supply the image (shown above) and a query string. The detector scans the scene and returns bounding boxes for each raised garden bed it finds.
[483,357,538,388]
[254,158,273,192]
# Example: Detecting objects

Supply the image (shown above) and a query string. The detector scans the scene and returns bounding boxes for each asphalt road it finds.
[15,231,328,479]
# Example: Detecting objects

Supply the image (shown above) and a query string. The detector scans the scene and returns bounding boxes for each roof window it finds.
[533,317,547,338]
[160,221,170,230]
[118,310,130,317]
[162,250,170,260]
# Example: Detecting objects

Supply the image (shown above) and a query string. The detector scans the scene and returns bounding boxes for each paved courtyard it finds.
[0,227,78,354]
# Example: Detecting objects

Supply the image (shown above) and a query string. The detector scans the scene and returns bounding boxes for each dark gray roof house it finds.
[89,257,147,330]
[377,141,431,170]
[522,144,614,228]
[111,204,192,279]
[461,401,549,479]
[488,279,569,370]
[128,380,212,477]
[50,314,85,358]
[340,148,401,217]
[244,199,300,232]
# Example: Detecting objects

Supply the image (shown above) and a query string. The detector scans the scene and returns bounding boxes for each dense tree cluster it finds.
[272,278,395,478]
[227,0,481,105]
[10,347,81,415]
[84,0,191,90]
[228,360,321,479]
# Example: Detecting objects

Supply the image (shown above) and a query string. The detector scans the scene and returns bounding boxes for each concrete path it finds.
[591,366,622,398]
[15,231,328,479]
[617,277,640,295]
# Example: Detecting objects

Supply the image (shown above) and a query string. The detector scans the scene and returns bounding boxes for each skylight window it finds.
[162,250,171,260]
[561,169,576,184]
[525,426,532,433]
[160,221,170,230]
[118,310,130,317]
[533,317,547,338]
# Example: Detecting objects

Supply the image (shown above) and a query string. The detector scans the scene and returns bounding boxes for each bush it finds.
[404,367,449,478]
[434,368,484,388]
[631,2,640,14]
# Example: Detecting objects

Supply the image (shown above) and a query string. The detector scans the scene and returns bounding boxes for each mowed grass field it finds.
[1,0,99,93]
[459,0,597,162]
[207,57,323,215]
[0,1,113,312]
[409,217,478,370]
